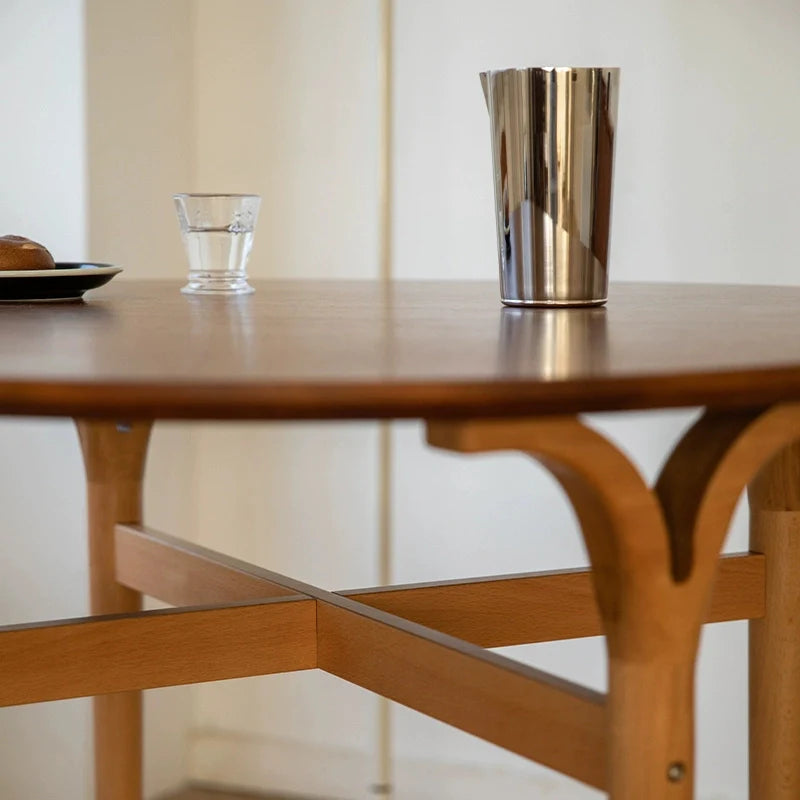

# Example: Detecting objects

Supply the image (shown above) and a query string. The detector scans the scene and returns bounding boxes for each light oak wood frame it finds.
[2,410,798,799]
[429,405,800,799]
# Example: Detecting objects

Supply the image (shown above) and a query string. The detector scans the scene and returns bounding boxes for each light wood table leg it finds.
[428,417,702,798]
[749,443,800,799]
[606,651,696,798]
[561,446,699,800]
[77,420,152,800]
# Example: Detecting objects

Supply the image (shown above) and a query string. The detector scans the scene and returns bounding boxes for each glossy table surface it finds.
[1,279,799,419]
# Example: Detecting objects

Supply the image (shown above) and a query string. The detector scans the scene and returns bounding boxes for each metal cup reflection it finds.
[498,307,608,381]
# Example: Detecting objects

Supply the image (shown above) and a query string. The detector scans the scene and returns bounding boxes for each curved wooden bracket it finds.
[428,406,800,799]
[656,404,800,585]
[428,417,680,658]
[430,405,800,646]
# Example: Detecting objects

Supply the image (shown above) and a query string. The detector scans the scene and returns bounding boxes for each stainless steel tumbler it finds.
[480,67,620,306]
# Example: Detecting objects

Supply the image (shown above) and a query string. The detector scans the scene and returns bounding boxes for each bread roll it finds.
[0,235,56,271]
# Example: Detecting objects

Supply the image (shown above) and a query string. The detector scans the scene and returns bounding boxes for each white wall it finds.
[0,2,201,798]
[87,0,195,278]
[0,1,91,797]
[187,4,385,797]
[192,0,381,281]
[0,2,91,798]
[393,0,800,285]
[85,2,200,796]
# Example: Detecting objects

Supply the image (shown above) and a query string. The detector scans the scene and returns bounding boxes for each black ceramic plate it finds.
[0,262,122,302]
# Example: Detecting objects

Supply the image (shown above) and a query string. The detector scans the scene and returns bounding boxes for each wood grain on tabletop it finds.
[0,280,798,418]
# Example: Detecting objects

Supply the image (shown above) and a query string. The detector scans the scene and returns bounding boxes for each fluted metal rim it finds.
[481,66,620,75]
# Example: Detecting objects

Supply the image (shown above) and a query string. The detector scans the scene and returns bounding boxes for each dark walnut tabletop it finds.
[0,279,798,420]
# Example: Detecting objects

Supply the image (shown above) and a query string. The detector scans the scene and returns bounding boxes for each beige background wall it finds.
[86,2,201,796]
[0,4,90,795]
[187,2,384,797]
[3,1,207,798]
[88,1,385,798]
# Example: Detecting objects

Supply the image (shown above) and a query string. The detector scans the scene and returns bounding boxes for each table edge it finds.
[3,366,800,420]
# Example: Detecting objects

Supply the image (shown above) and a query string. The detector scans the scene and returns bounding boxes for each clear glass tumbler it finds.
[174,193,261,295]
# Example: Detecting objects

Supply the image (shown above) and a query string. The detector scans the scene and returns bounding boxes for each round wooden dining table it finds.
[2,279,799,800]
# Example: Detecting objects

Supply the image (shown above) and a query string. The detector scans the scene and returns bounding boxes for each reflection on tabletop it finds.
[498,306,609,380]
